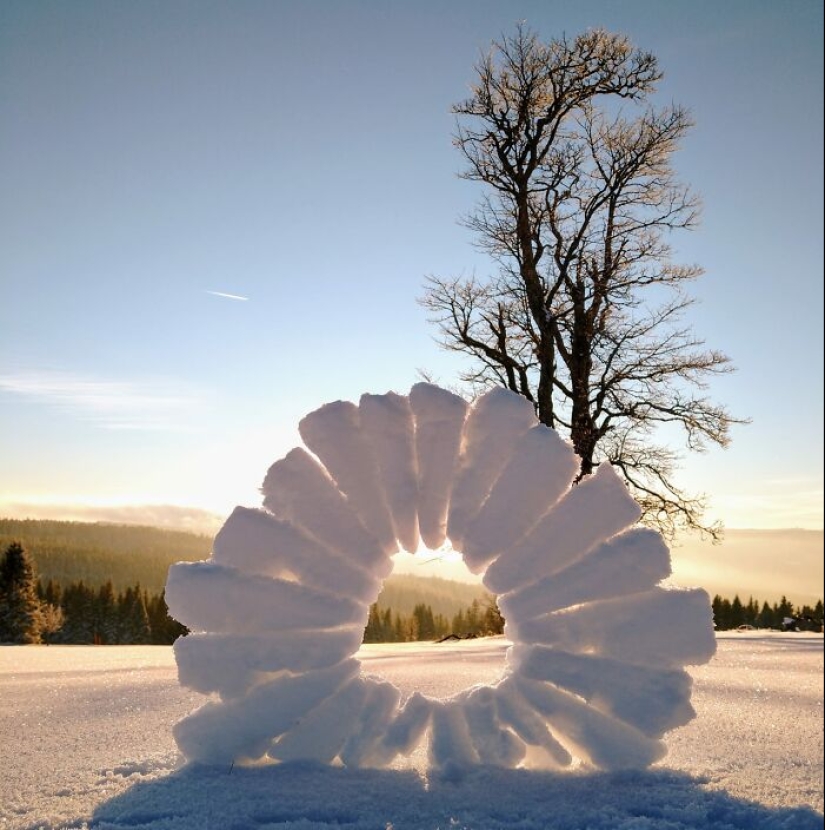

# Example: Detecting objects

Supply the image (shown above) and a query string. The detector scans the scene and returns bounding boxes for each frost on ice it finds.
[166,383,716,772]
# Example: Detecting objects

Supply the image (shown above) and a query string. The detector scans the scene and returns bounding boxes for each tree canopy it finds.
[423,26,744,538]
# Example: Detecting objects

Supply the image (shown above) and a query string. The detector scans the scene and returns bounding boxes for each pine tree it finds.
[0,542,45,643]
[57,582,96,643]
[381,608,394,643]
[730,595,744,628]
[363,604,382,643]
[146,590,188,644]
[757,601,775,630]
[97,582,119,644]
[413,603,436,641]
[118,585,151,644]
[39,603,64,644]
[482,600,505,635]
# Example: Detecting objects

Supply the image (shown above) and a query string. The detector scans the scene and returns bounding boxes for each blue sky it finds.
[1,0,822,540]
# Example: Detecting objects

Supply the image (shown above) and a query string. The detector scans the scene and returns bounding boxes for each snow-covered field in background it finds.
[1,633,822,830]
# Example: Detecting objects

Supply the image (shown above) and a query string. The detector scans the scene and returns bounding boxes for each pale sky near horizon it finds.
[1,2,823,545]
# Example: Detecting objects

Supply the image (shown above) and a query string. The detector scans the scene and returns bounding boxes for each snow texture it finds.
[483,462,643,595]
[167,383,717,773]
[359,392,420,552]
[461,424,578,572]
[499,527,671,626]
[408,382,468,549]
[213,506,380,602]
[299,400,398,554]
[446,387,537,549]
[2,637,822,830]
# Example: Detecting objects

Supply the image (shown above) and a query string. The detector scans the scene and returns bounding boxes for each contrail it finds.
[206,290,249,301]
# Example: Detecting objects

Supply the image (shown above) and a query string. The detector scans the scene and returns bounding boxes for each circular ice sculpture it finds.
[165,384,716,772]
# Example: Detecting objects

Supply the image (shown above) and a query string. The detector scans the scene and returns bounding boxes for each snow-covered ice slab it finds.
[408,382,468,550]
[213,506,380,603]
[359,392,420,553]
[299,400,398,554]
[499,527,671,626]
[483,462,642,595]
[174,629,363,699]
[166,383,716,772]
[262,448,391,577]
[446,387,537,550]
[462,424,578,572]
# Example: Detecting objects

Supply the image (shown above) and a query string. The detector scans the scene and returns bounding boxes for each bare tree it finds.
[422,26,744,539]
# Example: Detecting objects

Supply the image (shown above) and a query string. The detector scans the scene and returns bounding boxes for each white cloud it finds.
[0,370,207,431]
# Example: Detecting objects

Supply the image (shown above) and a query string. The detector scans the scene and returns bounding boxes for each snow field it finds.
[0,636,821,830]
[165,384,717,772]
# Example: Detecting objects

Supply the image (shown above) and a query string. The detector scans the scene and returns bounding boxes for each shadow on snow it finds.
[88,762,823,830]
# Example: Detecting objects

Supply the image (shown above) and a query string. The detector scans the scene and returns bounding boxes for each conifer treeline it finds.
[37,578,187,644]
[0,518,211,595]
[712,594,823,631]
[0,539,185,644]
[363,598,505,643]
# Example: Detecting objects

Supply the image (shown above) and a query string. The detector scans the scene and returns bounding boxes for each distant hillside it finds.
[375,573,491,618]
[0,518,491,613]
[0,518,212,594]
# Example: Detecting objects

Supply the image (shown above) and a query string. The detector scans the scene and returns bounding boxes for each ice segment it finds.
[165,562,367,634]
[173,629,363,699]
[173,659,360,764]
[428,701,479,773]
[462,425,578,571]
[359,392,420,552]
[299,400,397,554]
[339,678,402,767]
[373,691,434,764]
[515,676,667,770]
[268,677,370,764]
[261,447,391,577]
[511,646,695,737]
[512,587,717,667]
[447,388,537,549]
[494,679,573,768]
[462,686,526,767]
[213,506,380,603]
[408,382,469,549]
[483,463,641,596]
[500,527,671,626]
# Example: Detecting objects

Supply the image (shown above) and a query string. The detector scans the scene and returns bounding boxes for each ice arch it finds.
[166,384,716,772]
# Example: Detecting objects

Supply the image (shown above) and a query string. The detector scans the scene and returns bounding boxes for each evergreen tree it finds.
[757,600,775,630]
[730,595,744,628]
[381,608,394,643]
[393,612,406,643]
[482,600,506,635]
[146,590,187,644]
[57,581,96,643]
[363,604,382,643]
[40,603,64,644]
[413,603,436,640]
[118,585,151,644]
[0,542,45,643]
[97,582,119,644]
[466,599,482,636]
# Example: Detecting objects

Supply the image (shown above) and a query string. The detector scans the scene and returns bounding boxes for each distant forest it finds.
[2,520,821,644]
[711,594,822,632]
[0,519,211,594]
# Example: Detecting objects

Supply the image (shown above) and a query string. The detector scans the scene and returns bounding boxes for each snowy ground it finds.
[1,633,821,830]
